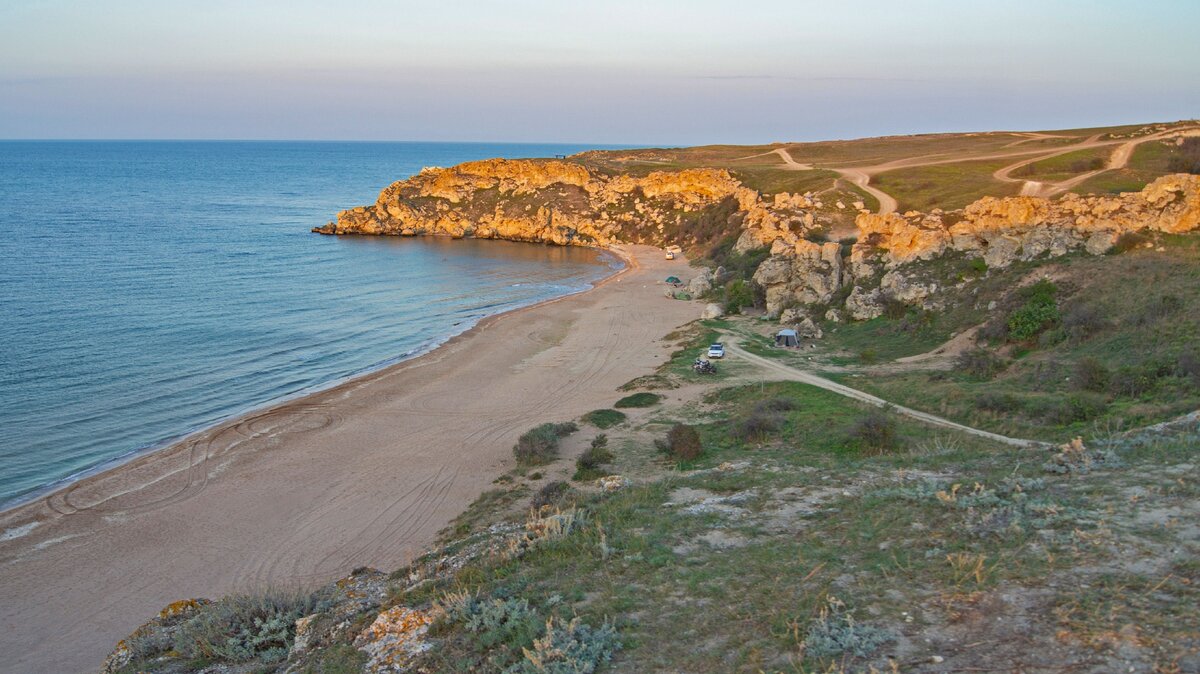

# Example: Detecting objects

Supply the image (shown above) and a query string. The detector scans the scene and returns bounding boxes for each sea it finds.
[0,141,627,508]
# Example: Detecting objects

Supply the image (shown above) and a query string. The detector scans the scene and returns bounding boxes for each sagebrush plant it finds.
[802,596,889,660]
[171,587,329,664]
[509,616,619,674]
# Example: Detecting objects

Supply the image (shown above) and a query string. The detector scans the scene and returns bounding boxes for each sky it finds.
[1,0,1197,145]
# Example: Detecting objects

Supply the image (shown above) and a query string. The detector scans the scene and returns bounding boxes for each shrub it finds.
[1131,294,1182,326]
[848,409,899,454]
[858,348,879,364]
[1166,137,1200,174]
[731,411,784,443]
[955,348,1008,379]
[1111,231,1149,254]
[574,435,614,480]
[803,598,890,659]
[532,481,572,509]
[1062,303,1107,343]
[1006,280,1059,342]
[1177,351,1200,385]
[977,317,1009,344]
[1071,357,1110,392]
[509,616,619,674]
[974,391,1022,413]
[723,279,755,314]
[514,422,579,466]
[1109,363,1167,398]
[880,294,909,320]
[1041,393,1107,425]
[173,588,328,663]
[614,392,662,408]
[661,423,703,460]
[581,408,626,429]
[434,593,543,661]
[968,257,988,275]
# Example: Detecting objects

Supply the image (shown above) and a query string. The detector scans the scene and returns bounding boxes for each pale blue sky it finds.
[1,0,1196,143]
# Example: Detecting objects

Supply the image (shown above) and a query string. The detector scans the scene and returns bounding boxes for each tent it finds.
[775,329,799,347]
[665,276,682,285]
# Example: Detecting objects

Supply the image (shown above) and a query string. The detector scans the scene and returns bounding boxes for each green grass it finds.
[582,408,628,429]
[1015,146,1111,181]
[613,392,663,409]
[872,158,1023,212]
[820,235,1200,441]
[1075,140,1188,194]
[729,167,839,195]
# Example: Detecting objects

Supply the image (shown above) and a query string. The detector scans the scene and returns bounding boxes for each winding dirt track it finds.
[726,343,1046,448]
[0,246,699,674]
[767,127,1200,213]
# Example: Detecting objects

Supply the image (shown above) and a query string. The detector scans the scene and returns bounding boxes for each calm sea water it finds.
[0,141,625,506]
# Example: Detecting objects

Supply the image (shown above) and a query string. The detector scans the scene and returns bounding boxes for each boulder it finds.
[702,303,724,319]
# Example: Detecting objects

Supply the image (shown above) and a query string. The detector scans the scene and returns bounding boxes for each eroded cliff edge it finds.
[319,158,1200,322]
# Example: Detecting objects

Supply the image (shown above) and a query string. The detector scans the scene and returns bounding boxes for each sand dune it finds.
[0,245,699,673]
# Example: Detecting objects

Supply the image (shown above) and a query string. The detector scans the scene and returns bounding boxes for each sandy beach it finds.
[0,244,700,673]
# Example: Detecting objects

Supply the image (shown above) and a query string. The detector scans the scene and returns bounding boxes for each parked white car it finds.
[707,343,725,359]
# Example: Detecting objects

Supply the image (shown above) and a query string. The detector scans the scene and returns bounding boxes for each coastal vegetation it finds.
[106,120,1200,673]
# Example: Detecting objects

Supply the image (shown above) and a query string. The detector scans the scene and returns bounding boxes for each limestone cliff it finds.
[753,174,1200,318]
[315,158,810,249]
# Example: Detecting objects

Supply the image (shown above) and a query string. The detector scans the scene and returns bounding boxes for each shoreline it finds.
[0,244,627,515]
[0,243,696,674]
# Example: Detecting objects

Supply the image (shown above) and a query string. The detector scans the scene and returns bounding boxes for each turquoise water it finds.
[0,141,623,506]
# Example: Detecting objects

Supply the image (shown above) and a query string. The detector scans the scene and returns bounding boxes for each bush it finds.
[1132,294,1182,326]
[660,423,703,460]
[1178,351,1200,385]
[977,317,1009,344]
[858,348,879,364]
[1111,231,1149,254]
[1041,393,1107,425]
[1006,280,1059,343]
[723,279,755,314]
[1072,357,1110,392]
[974,391,1022,413]
[804,598,890,659]
[509,616,619,674]
[1108,364,1156,395]
[532,481,572,509]
[514,422,579,466]
[1062,303,1107,343]
[582,408,626,429]
[1166,137,1200,174]
[173,588,328,663]
[955,348,1008,379]
[614,392,662,408]
[848,409,899,454]
[574,435,614,480]
[880,294,909,320]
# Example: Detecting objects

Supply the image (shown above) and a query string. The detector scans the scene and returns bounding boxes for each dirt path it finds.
[767,125,1199,214]
[725,343,1046,448]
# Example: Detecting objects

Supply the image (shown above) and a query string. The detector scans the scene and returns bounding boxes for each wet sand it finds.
[0,244,700,673]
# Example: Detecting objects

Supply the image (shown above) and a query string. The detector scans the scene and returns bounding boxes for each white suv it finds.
[707,343,725,359]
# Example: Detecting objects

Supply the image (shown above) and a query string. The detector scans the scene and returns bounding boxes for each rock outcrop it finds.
[316,158,813,250]
[754,174,1200,315]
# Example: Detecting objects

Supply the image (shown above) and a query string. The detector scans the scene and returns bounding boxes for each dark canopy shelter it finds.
[665,276,682,285]
[775,328,799,347]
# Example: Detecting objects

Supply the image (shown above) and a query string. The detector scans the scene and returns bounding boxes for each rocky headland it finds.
[319,158,1200,325]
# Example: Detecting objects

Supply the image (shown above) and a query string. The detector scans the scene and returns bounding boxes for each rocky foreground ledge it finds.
[319,158,1199,323]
